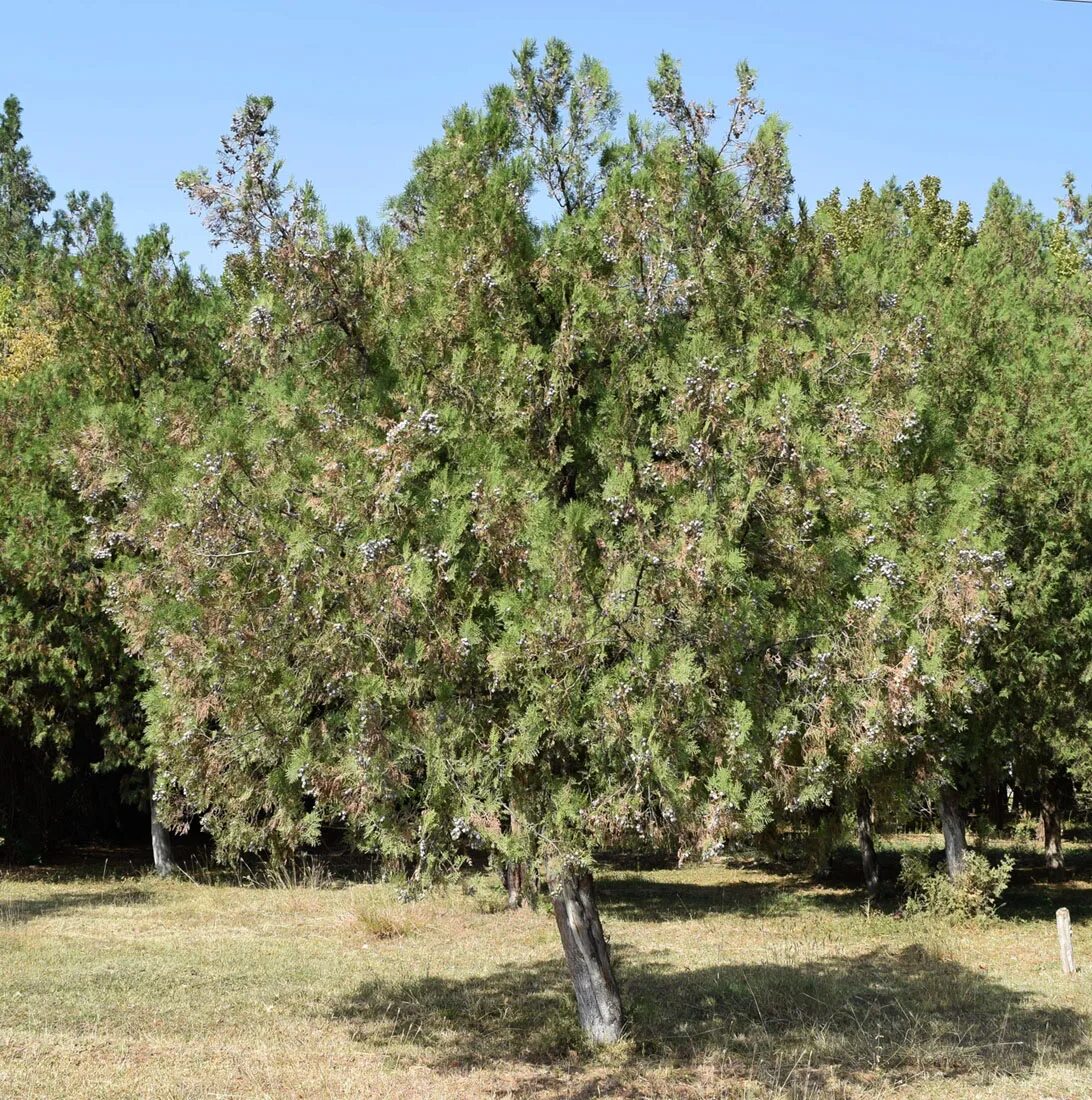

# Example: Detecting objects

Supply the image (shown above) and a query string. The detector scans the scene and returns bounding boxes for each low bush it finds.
[1011,814,1040,847]
[899,850,1014,919]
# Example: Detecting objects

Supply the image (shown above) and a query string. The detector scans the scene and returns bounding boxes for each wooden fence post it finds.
[1057,907,1076,975]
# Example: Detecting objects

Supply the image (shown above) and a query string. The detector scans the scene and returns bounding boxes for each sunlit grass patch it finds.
[353,895,424,940]
[2,836,1091,1098]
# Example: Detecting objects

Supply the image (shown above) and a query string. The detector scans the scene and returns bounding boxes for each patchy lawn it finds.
[2,837,1090,1098]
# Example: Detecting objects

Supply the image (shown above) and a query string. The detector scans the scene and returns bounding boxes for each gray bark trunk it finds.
[856,791,879,899]
[503,861,526,909]
[499,807,527,909]
[1042,793,1064,876]
[939,786,966,880]
[550,866,624,1044]
[149,774,175,878]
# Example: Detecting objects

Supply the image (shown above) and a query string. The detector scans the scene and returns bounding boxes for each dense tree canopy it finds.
[5,40,1092,1038]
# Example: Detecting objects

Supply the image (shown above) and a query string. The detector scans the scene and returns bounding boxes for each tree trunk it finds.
[503,860,526,909]
[939,786,966,881]
[149,773,175,878]
[499,807,527,909]
[1042,786,1064,877]
[988,775,1010,831]
[810,804,839,879]
[549,865,624,1044]
[856,791,879,899]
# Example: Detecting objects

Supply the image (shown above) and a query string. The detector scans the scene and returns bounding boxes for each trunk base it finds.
[939,787,967,881]
[550,866,624,1044]
[150,776,175,878]
[857,792,879,899]
[1042,804,1065,880]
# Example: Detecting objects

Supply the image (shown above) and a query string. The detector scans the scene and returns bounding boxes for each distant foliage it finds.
[0,284,56,383]
[0,95,53,279]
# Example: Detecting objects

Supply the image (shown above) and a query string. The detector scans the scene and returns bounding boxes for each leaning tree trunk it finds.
[1041,785,1065,877]
[549,865,624,1044]
[856,791,879,899]
[149,773,175,878]
[939,786,967,881]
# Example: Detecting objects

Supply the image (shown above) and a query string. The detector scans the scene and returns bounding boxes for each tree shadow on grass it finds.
[809,848,1092,927]
[592,841,1092,928]
[829,838,1092,924]
[989,842,1092,923]
[597,873,818,922]
[0,885,152,925]
[1,845,162,883]
[597,864,879,923]
[334,943,1089,1093]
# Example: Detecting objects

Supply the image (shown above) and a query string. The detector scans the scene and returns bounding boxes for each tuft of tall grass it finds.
[353,895,423,940]
[174,850,334,889]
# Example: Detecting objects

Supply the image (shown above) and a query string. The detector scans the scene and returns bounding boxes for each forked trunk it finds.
[1042,788,1064,877]
[939,786,966,881]
[550,865,624,1044]
[149,773,175,878]
[856,791,879,899]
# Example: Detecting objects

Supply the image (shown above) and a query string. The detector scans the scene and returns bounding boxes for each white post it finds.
[1057,907,1076,975]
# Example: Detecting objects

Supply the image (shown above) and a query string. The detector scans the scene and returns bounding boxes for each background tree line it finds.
[4,42,1092,1039]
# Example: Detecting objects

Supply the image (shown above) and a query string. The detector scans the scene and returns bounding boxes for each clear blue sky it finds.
[7,0,1090,273]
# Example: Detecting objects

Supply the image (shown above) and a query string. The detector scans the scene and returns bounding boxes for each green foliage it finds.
[0,111,223,855]
[71,47,1007,883]
[0,95,53,279]
[899,851,1014,919]
[511,38,619,215]
[6,41,1092,886]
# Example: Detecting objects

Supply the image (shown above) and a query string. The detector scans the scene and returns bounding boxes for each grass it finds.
[353,894,426,940]
[1,837,1091,1098]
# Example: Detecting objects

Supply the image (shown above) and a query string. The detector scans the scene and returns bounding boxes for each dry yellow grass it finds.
[1,838,1090,1099]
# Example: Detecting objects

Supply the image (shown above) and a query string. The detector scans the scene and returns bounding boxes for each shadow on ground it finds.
[677,840,1092,925]
[822,838,1092,924]
[0,885,151,925]
[988,842,1092,923]
[597,873,827,922]
[598,854,886,922]
[1,845,168,883]
[334,943,1089,1092]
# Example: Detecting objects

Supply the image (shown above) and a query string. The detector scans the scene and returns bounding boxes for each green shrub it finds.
[897,851,932,895]
[1012,813,1039,847]
[899,850,1014,919]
